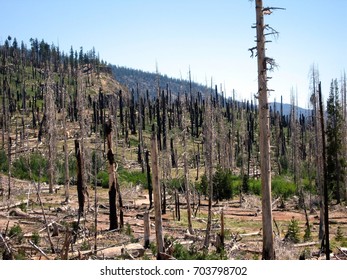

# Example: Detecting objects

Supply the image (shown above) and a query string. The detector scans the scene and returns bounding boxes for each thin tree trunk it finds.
[7,137,11,199]
[318,82,330,260]
[143,211,150,249]
[255,0,275,260]
[183,126,194,234]
[63,89,69,203]
[204,100,214,250]
[151,125,164,259]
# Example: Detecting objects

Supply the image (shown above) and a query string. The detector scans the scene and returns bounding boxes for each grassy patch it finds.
[118,166,147,188]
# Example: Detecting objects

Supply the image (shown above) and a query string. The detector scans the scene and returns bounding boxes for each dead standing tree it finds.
[249,0,284,260]
[44,72,57,194]
[182,116,194,235]
[75,139,86,219]
[105,118,124,230]
[151,125,164,259]
[203,96,214,250]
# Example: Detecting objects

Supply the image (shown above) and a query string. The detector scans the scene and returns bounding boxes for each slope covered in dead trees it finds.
[0,36,346,260]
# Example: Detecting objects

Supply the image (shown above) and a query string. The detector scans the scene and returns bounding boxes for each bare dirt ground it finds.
[0,174,347,260]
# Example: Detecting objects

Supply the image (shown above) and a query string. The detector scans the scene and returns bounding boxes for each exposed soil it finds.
[0,174,347,260]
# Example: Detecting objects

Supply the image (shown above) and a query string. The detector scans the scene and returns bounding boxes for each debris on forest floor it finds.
[0,175,347,260]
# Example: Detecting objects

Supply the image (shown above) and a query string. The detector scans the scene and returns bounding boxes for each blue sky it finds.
[1,0,347,108]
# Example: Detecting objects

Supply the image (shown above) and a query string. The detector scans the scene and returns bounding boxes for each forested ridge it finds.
[0,34,346,260]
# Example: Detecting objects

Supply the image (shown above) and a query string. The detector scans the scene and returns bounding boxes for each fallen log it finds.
[9,207,30,217]
[184,233,204,242]
[229,212,258,217]
[95,243,145,259]
[0,200,30,211]
[293,241,319,248]
[239,231,261,237]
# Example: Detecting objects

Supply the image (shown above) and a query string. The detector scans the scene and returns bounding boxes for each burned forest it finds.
[0,33,346,261]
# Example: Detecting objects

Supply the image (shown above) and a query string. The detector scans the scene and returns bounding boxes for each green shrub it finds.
[198,171,243,200]
[272,176,296,199]
[118,167,147,188]
[242,175,250,194]
[285,217,300,244]
[9,224,24,243]
[212,166,234,200]
[0,149,8,172]
[248,178,261,195]
[12,152,48,182]
[167,177,185,192]
[97,171,109,188]
[31,231,40,245]
[80,240,90,251]
[335,226,344,242]
[196,174,208,196]
[172,243,227,260]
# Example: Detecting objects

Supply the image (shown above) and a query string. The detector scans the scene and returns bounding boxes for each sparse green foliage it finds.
[242,174,250,194]
[272,176,296,199]
[80,240,90,251]
[172,243,227,260]
[118,167,147,188]
[9,224,24,244]
[335,226,344,241]
[12,152,48,182]
[97,171,109,188]
[303,225,312,242]
[0,150,8,172]
[285,217,300,244]
[299,248,311,260]
[31,231,40,245]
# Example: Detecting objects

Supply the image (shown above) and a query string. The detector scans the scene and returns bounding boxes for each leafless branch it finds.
[265,57,278,71]
[263,7,286,13]
[248,47,257,58]
[264,25,279,40]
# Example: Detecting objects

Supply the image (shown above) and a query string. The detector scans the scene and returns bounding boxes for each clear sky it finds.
[1,0,347,108]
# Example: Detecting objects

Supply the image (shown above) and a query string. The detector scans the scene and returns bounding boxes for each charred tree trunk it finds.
[145,150,153,209]
[318,82,330,260]
[75,139,86,218]
[143,211,150,249]
[105,119,123,230]
[119,90,124,136]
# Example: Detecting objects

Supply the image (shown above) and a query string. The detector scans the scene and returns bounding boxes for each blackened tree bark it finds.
[75,139,86,218]
[145,150,153,209]
[318,82,330,260]
[105,119,124,230]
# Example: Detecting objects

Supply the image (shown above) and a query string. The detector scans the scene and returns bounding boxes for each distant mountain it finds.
[111,65,213,97]
[111,65,312,117]
[269,102,312,117]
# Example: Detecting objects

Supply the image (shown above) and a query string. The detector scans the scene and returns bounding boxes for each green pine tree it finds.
[326,79,345,204]
[285,216,300,243]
